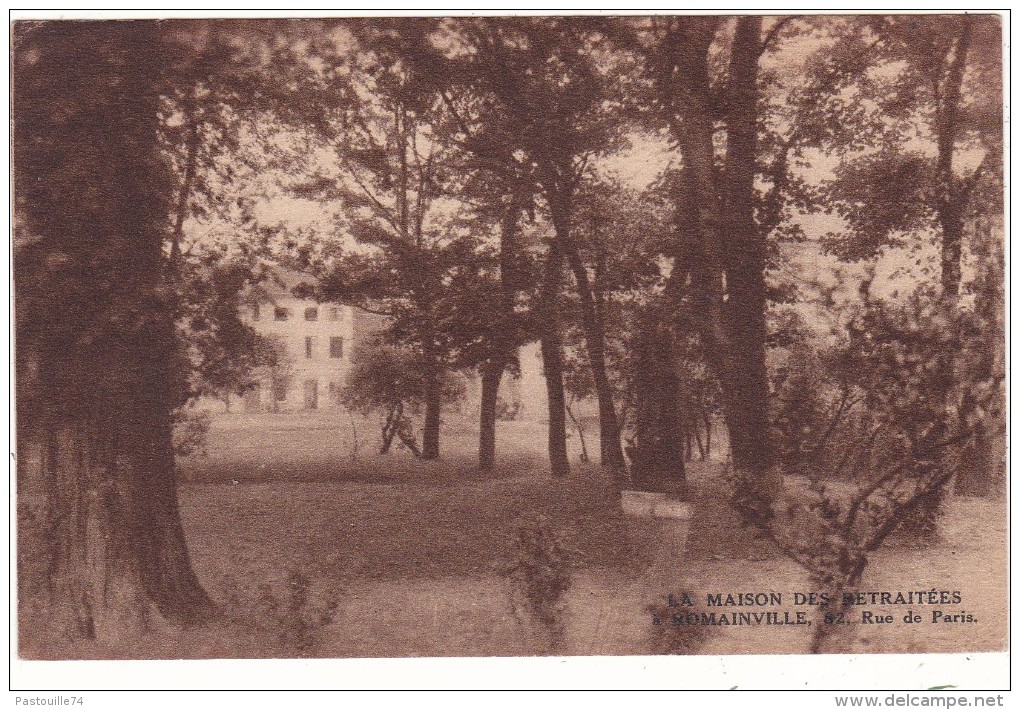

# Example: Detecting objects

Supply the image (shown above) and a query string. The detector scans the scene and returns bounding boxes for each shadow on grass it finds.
[180,453,537,486]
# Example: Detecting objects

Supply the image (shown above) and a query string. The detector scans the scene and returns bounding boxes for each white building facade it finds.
[235,270,550,418]
[241,274,358,412]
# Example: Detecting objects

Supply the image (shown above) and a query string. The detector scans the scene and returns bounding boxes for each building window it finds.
[252,303,261,321]
[328,307,342,322]
[330,337,344,359]
[305,307,319,321]
[304,379,318,410]
[305,336,315,359]
[274,307,290,321]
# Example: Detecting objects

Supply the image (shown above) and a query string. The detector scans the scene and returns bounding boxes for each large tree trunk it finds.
[540,245,571,478]
[478,359,505,472]
[719,16,779,510]
[15,22,212,645]
[665,17,779,521]
[629,317,686,493]
[41,322,212,643]
[137,397,212,618]
[45,416,145,641]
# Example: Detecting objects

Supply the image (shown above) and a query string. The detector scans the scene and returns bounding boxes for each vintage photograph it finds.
[12,14,1006,664]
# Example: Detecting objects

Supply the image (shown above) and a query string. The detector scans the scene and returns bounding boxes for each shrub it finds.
[221,569,339,657]
[340,342,465,455]
[172,407,212,457]
[757,285,1003,652]
[646,593,716,655]
[505,514,576,649]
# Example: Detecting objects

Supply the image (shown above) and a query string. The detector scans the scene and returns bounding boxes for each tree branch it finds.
[758,16,798,58]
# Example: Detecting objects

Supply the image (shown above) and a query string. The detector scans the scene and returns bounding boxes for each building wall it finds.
[455,342,551,422]
[244,297,356,411]
[236,285,553,419]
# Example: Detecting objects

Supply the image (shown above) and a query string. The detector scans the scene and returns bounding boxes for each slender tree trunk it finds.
[939,208,965,299]
[548,193,626,475]
[422,398,441,459]
[421,350,441,460]
[693,427,706,462]
[477,202,521,473]
[540,244,570,478]
[566,245,627,474]
[478,359,504,472]
[906,16,973,528]
[936,15,972,302]
[565,401,591,463]
[541,333,570,478]
[380,402,401,454]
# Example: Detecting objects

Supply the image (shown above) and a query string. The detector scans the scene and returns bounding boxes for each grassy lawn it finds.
[177,412,774,581]
[19,412,1007,660]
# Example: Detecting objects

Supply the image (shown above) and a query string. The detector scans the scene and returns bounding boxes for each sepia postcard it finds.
[9,10,1009,692]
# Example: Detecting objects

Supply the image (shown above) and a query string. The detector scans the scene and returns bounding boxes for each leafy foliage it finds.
[820,151,934,261]
[172,408,213,458]
[221,569,340,658]
[506,514,576,648]
[764,285,1003,650]
[13,22,189,422]
[646,593,716,655]
[340,342,464,455]
[176,261,273,403]
[795,15,1002,277]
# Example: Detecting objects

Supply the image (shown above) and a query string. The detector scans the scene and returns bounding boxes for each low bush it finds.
[220,569,340,657]
[645,592,716,655]
[172,407,212,458]
[505,514,576,650]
